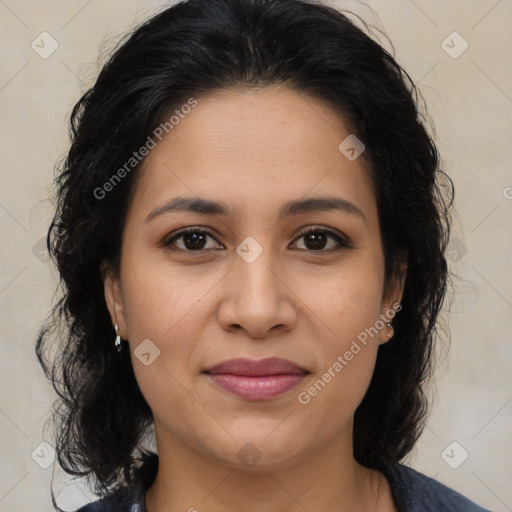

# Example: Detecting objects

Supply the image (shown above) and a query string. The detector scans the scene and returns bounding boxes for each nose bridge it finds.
[233,234,281,301]
[217,234,297,336]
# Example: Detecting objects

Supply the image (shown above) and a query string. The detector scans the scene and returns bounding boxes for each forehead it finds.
[127,85,377,225]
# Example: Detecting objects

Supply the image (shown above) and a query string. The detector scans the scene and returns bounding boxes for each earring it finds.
[386,322,393,336]
[114,324,122,352]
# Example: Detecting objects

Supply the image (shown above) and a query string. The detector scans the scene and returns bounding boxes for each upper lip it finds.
[203,357,309,376]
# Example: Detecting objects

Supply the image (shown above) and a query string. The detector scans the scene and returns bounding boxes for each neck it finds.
[144,423,393,512]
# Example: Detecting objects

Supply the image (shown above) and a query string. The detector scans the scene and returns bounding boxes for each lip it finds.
[203,357,309,400]
[204,357,308,376]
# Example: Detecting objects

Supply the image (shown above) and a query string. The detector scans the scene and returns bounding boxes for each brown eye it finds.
[292,228,350,252]
[164,228,223,251]
[164,226,351,254]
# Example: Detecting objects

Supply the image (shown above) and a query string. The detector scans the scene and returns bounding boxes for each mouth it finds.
[202,357,310,400]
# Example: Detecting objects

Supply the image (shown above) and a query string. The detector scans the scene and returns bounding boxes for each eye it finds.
[291,227,351,252]
[163,228,223,251]
[163,226,351,253]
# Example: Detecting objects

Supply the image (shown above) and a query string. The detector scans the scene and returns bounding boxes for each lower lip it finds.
[205,373,306,400]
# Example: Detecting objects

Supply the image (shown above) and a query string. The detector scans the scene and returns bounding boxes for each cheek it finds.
[302,311,380,434]
[118,269,200,408]
[321,269,384,342]
[120,249,207,342]
[306,271,383,404]
[119,264,211,420]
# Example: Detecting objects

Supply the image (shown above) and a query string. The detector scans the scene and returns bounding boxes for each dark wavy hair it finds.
[35,0,454,502]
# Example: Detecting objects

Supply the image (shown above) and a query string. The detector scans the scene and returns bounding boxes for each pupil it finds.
[184,232,206,250]
[306,232,326,250]
[181,231,328,251]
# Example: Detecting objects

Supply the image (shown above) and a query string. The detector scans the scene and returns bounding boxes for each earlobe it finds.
[378,321,394,345]
[379,253,408,345]
[383,253,408,308]
[102,263,128,340]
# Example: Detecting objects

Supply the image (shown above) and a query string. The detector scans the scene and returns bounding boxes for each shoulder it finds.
[73,486,141,512]
[73,452,157,512]
[381,461,494,512]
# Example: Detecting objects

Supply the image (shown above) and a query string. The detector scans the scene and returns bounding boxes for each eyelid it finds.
[163,227,224,249]
[291,225,352,251]
[163,225,352,252]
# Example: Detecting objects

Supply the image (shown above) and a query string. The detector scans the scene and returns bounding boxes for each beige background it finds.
[0,0,511,510]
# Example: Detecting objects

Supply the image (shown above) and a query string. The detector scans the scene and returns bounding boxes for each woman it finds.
[35,0,493,510]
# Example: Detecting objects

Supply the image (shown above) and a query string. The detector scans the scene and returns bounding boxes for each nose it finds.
[217,244,298,339]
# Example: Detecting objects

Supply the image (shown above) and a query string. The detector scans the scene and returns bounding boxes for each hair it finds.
[35,0,454,502]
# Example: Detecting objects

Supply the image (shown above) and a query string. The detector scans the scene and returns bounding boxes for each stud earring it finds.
[386,322,393,336]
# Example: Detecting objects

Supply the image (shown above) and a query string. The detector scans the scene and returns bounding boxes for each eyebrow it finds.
[145,195,368,226]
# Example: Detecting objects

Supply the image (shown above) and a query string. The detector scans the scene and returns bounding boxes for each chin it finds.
[204,424,308,471]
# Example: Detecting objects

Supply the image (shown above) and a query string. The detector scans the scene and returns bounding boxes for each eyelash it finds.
[163,226,352,254]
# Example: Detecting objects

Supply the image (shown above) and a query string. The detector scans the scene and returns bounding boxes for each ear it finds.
[378,251,408,345]
[101,261,128,340]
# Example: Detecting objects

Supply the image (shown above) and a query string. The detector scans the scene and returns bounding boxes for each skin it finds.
[104,84,407,512]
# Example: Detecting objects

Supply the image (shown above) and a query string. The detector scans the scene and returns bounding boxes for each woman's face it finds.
[105,85,405,470]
